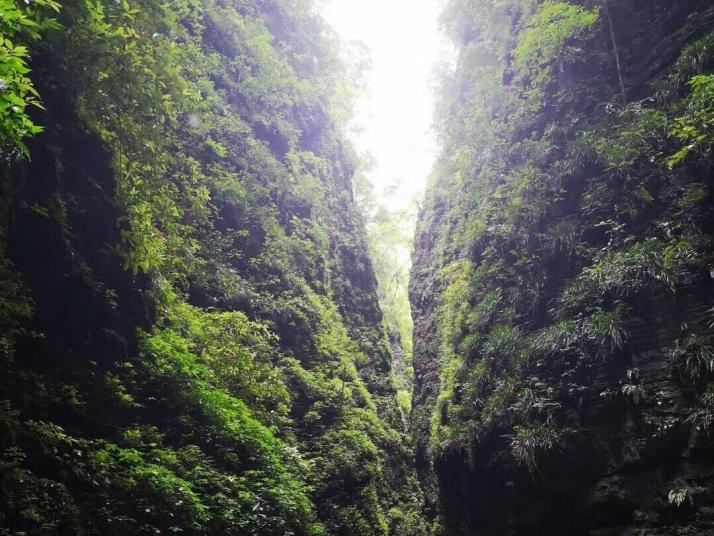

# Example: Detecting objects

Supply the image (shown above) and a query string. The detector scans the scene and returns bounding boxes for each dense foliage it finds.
[355,176,418,420]
[0,1,428,534]
[0,0,59,161]
[411,0,714,533]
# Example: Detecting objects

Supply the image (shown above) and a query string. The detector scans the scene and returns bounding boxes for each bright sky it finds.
[322,0,445,212]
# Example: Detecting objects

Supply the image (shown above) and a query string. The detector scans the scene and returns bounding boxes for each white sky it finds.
[322,0,446,212]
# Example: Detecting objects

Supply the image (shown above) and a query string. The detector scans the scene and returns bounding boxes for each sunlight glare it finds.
[322,0,446,212]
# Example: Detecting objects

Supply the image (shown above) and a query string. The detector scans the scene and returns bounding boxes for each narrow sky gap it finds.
[322,0,444,212]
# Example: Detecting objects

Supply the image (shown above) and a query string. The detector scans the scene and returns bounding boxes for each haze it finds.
[323,0,445,211]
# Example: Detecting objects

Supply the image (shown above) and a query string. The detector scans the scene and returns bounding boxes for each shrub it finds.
[559,239,690,311]
[542,219,581,256]
[508,421,559,473]
[673,334,714,383]
[482,325,527,368]
[661,31,714,98]
[685,383,714,431]
[668,74,714,166]
[91,444,210,533]
[584,306,629,356]
[532,320,580,357]
[621,383,646,405]
[0,0,61,161]
[514,1,600,86]
[668,486,696,507]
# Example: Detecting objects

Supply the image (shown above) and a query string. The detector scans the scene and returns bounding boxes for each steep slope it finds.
[0,1,426,535]
[411,0,714,534]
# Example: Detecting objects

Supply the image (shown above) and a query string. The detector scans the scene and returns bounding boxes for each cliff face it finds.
[411,0,714,534]
[0,1,426,535]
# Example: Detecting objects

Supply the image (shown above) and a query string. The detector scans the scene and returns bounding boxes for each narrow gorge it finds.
[1,1,713,535]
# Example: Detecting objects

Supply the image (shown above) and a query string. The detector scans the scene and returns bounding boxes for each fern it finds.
[508,421,559,473]
[673,335,714,382]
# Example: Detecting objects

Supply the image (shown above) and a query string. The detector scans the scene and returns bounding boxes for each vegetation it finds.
[513,1,600,87]
[673,335,714,384]
[668,74,714,167]
[508,421,559,474]
[0,0,426,534]
[3,0,714,534]
[412,3,714,532]
[355,176,418,419]
[0,0,60,161]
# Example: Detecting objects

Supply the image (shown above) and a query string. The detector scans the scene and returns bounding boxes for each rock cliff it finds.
[411,1,714,534]
[0,1,426,534]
